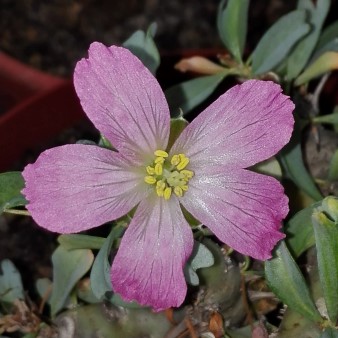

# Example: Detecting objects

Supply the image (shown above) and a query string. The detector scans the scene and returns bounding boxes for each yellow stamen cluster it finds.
[144,150,194,200]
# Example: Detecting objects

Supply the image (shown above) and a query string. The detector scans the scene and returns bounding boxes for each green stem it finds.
[4,209,30,216]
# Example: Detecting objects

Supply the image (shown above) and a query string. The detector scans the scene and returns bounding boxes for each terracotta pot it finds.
[0,52,85,171]
[0,49,222,171]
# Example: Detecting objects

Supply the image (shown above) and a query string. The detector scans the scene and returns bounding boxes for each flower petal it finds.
[22,144,148,233]
[111,196,194,311]
[74,43,170,160]
[171,80,294,168]
[181,167,287,260]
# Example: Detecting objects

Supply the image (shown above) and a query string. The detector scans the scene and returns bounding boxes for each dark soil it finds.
[0,0,297,76]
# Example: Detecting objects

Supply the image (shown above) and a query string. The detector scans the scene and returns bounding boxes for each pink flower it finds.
[22,42,294,311]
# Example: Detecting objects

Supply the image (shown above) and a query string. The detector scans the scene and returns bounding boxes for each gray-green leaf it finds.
[279,124,322,201]
[312,200,338,323]
[90,226,140,308]
[217,0,249,63]
[50,246,94,316]
[316,20,338,52]
[165,73,227,117]
[0,260,24,303]
[123,23,160,75]
[90,227,122,301]
[252,10,310,75]
[328,149,338,181]
[285,203,319,258]
[313,110,338,126]
[184,241,214,286]
[58,234,105,250]
[287,0,330,79]
[311,20,338,62]
[265,241,322,322]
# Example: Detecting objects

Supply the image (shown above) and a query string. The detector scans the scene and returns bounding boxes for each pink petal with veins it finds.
[23,144,148,233]
[74,42,170,161]
[111,195,194,311]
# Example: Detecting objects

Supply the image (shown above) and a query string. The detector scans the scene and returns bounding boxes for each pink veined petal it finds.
[74,43,170,161]
[111,196,194,311]
[171,80,294,169]
[22,144,148,233]
[180,167,287,260]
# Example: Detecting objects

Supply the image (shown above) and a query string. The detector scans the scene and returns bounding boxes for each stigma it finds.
[144,150,194,200]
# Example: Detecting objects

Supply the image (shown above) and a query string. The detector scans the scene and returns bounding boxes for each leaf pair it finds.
[266,196,338,328]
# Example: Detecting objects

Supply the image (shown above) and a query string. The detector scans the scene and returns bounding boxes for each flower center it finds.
[144,150,194,200]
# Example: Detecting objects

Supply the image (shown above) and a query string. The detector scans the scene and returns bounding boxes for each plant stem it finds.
[4,209,30,216]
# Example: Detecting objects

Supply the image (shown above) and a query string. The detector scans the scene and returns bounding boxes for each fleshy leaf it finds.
[251,10,310,75]
[55,303,172,338]
[279,123,322,201]
[313,110,338,126]
[89,224,140,308]
[89,229,115,300]
[320,327,338,338]
[36,278,52,304]
[328,149,338,181]
[311,20,338,62]
[58,234,105,250]
[50,246,94,315]
[123,23,160,75]
[287,0,330,79]
[265,241,322,322]
[285,203,319,258]
[0,172,27,214]
[184,241,214,286]
[0,260,24,303]
[277,307,322,338]
[197,239,243,321]
[316,20,338,53]
[217,0,249,62]
[312,198,338,323]
[89,225,140,308]
[77,278,100,304]
[295,52,338,86]
[165,73,227,117]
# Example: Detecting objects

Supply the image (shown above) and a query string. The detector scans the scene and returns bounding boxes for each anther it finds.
[144,176,156,184]
[174,186,183,197]
[177,157,189,170]
[164,187,172,200]
[146,166,155,175]
[171,155,180,166]
[181,170,194,179]
[154,162,163,175]
[156,180,166,189]
[155,157,165,164]
[144,151,194,200]
[154,150,169,158]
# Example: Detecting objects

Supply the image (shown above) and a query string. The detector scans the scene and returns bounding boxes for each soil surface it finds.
[1,0,296,76]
